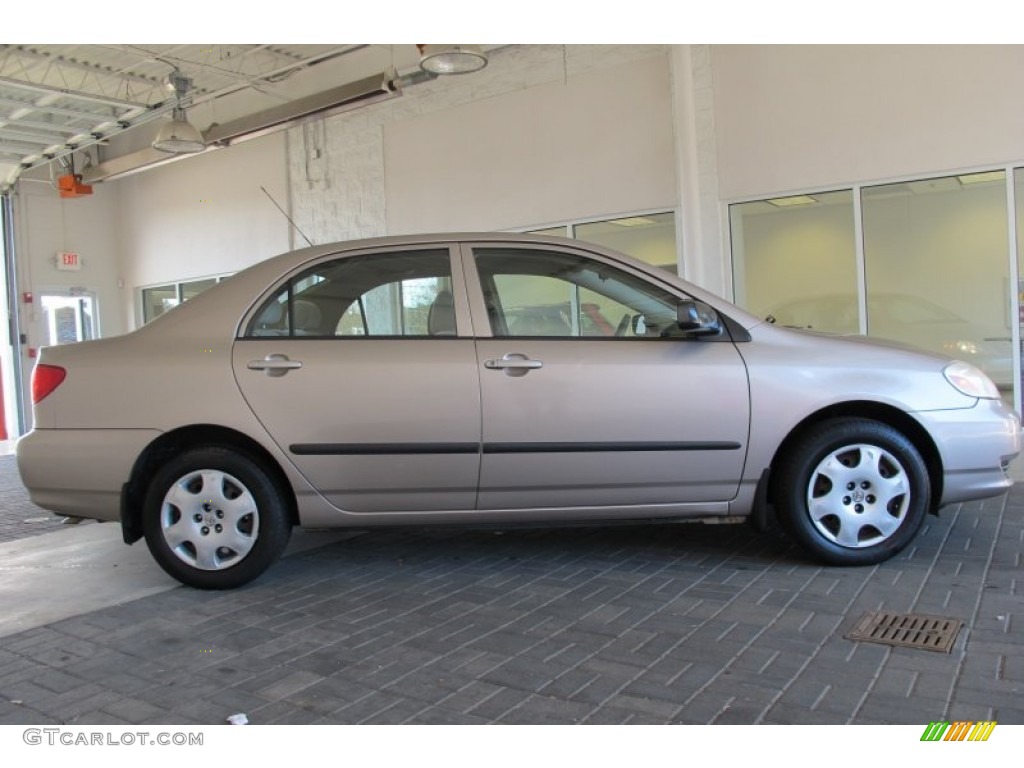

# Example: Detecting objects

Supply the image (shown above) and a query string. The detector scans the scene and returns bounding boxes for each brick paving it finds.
[0,455,69,543]
[0,473,1021,725]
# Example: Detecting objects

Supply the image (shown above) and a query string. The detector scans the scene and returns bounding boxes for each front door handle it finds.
[484,353,543,377]
[247,353,302,377]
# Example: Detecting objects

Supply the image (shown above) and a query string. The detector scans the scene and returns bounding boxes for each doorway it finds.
[39,292,97,346]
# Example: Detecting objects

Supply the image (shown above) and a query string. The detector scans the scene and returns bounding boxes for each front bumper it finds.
[916,399,1021,506]
[16,428,160,522]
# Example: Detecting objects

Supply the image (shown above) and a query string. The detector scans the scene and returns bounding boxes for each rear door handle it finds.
[484,353,543,377]
[248,353,302,377]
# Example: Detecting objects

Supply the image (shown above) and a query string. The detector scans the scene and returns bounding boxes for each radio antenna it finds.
[261,186,314,247]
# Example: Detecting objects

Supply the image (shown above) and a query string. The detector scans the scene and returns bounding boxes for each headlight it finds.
[943,360,1000,399]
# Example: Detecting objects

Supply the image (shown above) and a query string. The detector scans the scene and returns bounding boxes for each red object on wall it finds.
[57,174,93,199]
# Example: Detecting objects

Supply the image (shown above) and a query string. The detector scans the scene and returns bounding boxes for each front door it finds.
[466,244,750,511]
[233,247,481,513]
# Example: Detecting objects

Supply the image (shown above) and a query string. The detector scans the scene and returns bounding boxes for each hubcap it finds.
[159,469,259,570]
[806,443,910,548]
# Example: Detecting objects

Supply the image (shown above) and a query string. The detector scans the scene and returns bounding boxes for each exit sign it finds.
[56,251,81,271]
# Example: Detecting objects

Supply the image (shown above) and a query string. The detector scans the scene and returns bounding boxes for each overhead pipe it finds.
[204,71,399,148]
[82,71,402,184]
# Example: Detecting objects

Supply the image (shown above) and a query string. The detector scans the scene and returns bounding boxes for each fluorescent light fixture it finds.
[609,216,657,227]
[419,45,488,75]
[766,195,818,207]
[957,171,1004,186]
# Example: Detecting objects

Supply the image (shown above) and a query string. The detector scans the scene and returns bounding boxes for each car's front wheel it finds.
[142,447,291,589]
[775,418,930,565]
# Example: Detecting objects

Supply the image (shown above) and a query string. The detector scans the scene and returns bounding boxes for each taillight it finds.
[32,364,66,404]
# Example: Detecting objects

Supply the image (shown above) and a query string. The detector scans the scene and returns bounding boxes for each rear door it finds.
[464,243,750,511]
[232,245,481,513]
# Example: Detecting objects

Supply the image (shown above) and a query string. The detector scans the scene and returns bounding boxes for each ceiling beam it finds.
[0,75,149,110]
[0,45,169,92]
[0,127,60,145]
[0,95,124,121]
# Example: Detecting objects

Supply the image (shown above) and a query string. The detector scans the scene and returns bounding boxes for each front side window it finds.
[247,250,453,338]
[474,248,683,339]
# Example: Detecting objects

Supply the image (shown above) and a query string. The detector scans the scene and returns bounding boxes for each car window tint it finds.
[474,248,683,339]
[247,250,453,338]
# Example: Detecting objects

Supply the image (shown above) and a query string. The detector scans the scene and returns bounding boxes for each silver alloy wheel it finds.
[159,469,260,571]
[805,443,910,549]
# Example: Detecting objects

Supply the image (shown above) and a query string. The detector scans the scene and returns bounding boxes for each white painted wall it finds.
[712,45,1024,200]
[114,133,291,328]
[384,55,675,233]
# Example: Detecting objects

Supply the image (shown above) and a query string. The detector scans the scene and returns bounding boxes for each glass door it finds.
[0,195,18,441]
[39,292,97,346]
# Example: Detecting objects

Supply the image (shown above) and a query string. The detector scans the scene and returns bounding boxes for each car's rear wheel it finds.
[142,447,291,589]
[775,418,930,565]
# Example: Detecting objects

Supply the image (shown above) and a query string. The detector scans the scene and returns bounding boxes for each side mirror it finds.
[676,299,721,336]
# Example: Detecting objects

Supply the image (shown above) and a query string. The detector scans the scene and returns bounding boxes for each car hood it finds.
[782,326,950,359]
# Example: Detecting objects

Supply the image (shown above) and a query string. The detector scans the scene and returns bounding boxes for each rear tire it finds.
[775,418,930,566]
[142,446,291,589]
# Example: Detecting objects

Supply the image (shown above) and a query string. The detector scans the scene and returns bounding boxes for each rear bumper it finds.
[16,428,160,522]
[916,400,1021,506]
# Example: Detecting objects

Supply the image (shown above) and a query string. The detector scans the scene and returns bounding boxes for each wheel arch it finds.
[764,401,944,513]
[120,424,298,544]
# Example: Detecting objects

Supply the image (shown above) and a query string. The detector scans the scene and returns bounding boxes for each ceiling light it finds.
[419,45,488,75]
[152,70,205,154]
[957,171,1004,186]
[766,195,818,207]
[152,109,205,154]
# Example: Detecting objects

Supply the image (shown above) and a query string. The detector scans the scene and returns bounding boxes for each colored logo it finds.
[921,721,996,742]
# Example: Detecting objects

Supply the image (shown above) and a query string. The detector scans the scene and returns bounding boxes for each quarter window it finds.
[247,250,454,338]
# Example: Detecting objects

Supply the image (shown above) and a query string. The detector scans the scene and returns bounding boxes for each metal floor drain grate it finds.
[845,612,963,653]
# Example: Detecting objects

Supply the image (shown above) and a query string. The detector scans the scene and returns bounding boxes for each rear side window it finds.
[245,250,453,338]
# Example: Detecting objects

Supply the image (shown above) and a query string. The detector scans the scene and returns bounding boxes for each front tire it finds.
[142,446,291,589]
[775,418,930,566]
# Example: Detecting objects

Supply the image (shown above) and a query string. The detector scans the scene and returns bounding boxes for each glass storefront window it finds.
[141,276,228,324]
[181,278,217,302]
[525,213,679,274]
[575,212,678,273]
[730,190,858,333]
[862,174,1012,397]
[730,172,1019,409]
[141,285,178,323]
[527,226,569,238]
